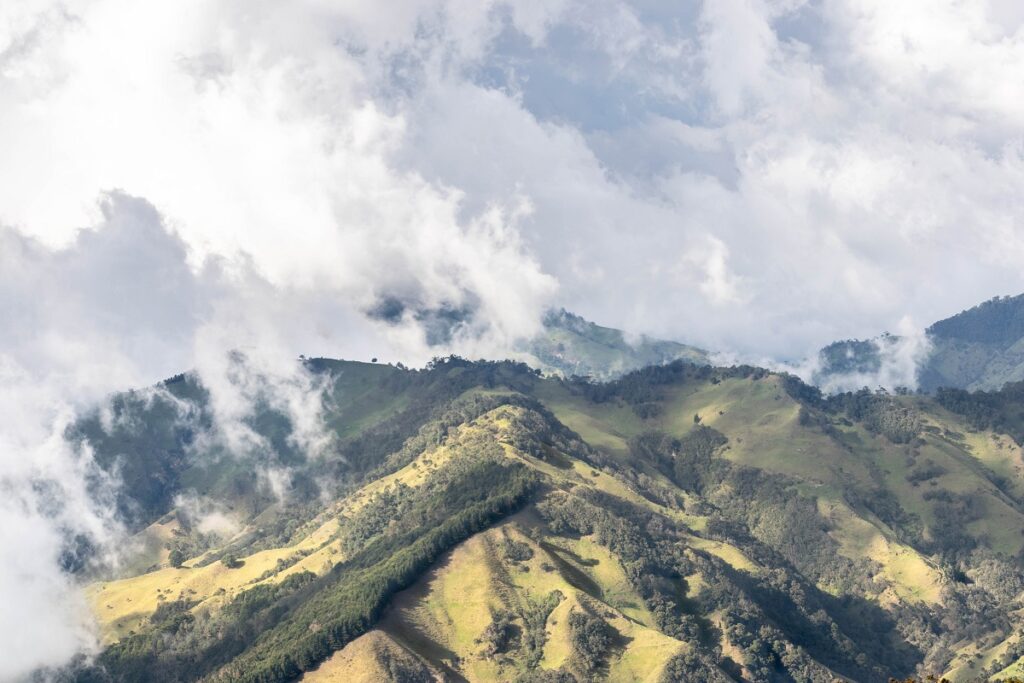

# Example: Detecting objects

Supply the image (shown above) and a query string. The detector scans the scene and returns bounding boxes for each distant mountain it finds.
[919,294,1024,392]
[62,357,1024,682]
[521,309,709,380]
[816,293,1024,392]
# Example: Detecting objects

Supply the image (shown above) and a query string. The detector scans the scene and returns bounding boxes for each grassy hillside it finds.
[62,357,1024,682]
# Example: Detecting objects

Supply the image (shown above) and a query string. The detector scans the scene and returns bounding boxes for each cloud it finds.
[172,492,240,539]
[0,357,122,680]
[4,0,1022,361]
[0,0,559,355]
[812,319,935,394]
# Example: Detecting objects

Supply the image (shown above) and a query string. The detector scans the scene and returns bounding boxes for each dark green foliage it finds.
[476,608,519,656]
[168,548,186,568]
[921,490,985,557]
[567,361,766,414]
[515,670,577,683]
[539,473,918,682]
[818,337,888,376]
[671,426,728,492]
[784,374,928,445]
[906,459,947,485]
[87,454,537,683]
[503,537,535,563]
[210,459,537,682]
[567,608,614,676]
[167,516,221,568]
[67,384,205,529]
[781,373,827,408]
[660,649,734,682]
[72,358,542,539]
[86,570,319,682]
[222,554,243,569]
[935,381,1024,445]
[928,294,1024,345]
[521,591,564,668]
[829,389,922,443]
[150,598,196,635]
[338,483,416,555]
[224,572,316,622]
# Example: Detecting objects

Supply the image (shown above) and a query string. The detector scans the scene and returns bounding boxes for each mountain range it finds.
[58,334,1024,682]
[530,294,1024,395]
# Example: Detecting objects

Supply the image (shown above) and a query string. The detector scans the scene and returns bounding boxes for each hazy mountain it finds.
[816,294,1024,393]
[919,294,1024,392]
[60,357,1024,682]
[521,309,709,380]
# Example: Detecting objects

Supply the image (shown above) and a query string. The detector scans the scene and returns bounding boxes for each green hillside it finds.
[60,358,1024,682]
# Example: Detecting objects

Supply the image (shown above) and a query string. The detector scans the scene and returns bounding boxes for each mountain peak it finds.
[522,309,709,380]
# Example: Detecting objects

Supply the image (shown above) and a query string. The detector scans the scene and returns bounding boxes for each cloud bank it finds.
[2,0,1024,676]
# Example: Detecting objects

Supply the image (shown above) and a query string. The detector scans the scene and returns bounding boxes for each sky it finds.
[2,0,1024,677]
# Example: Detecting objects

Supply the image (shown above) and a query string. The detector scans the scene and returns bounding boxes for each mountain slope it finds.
[63,358,1024,682]
[816,293,1024,393]
[920,294,1024,392]
[520,309,709,380]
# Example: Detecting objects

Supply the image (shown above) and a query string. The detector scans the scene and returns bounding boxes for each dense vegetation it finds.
[60,356,1024,682]
[935,381,1024,446]
[928,295,1024,345]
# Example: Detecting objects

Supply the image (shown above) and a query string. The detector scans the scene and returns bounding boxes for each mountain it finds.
[59,357,1024,682]
[521,309,709,380]
[919,295,1024,392]
[816,294,1024,393]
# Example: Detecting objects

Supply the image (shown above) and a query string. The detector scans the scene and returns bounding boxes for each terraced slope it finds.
[63,358,1024,682]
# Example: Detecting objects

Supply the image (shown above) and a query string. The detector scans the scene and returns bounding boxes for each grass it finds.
[536,373,1024,609]
[533,382,645,459]
[562,535,655,626]
[301,630,435,682]
[993,650,1024,682]
[378,515,685,682]
[817,498,943,604]
[942,630,1022,682]
[685,535,759,573]
[683,571,706,598]
[380,525,516,681]
[87,544,300,643]
[322,363,410,441]
[675,377,876,490]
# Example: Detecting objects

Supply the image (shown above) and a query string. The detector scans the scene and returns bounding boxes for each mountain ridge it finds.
[57,356,1024,682]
